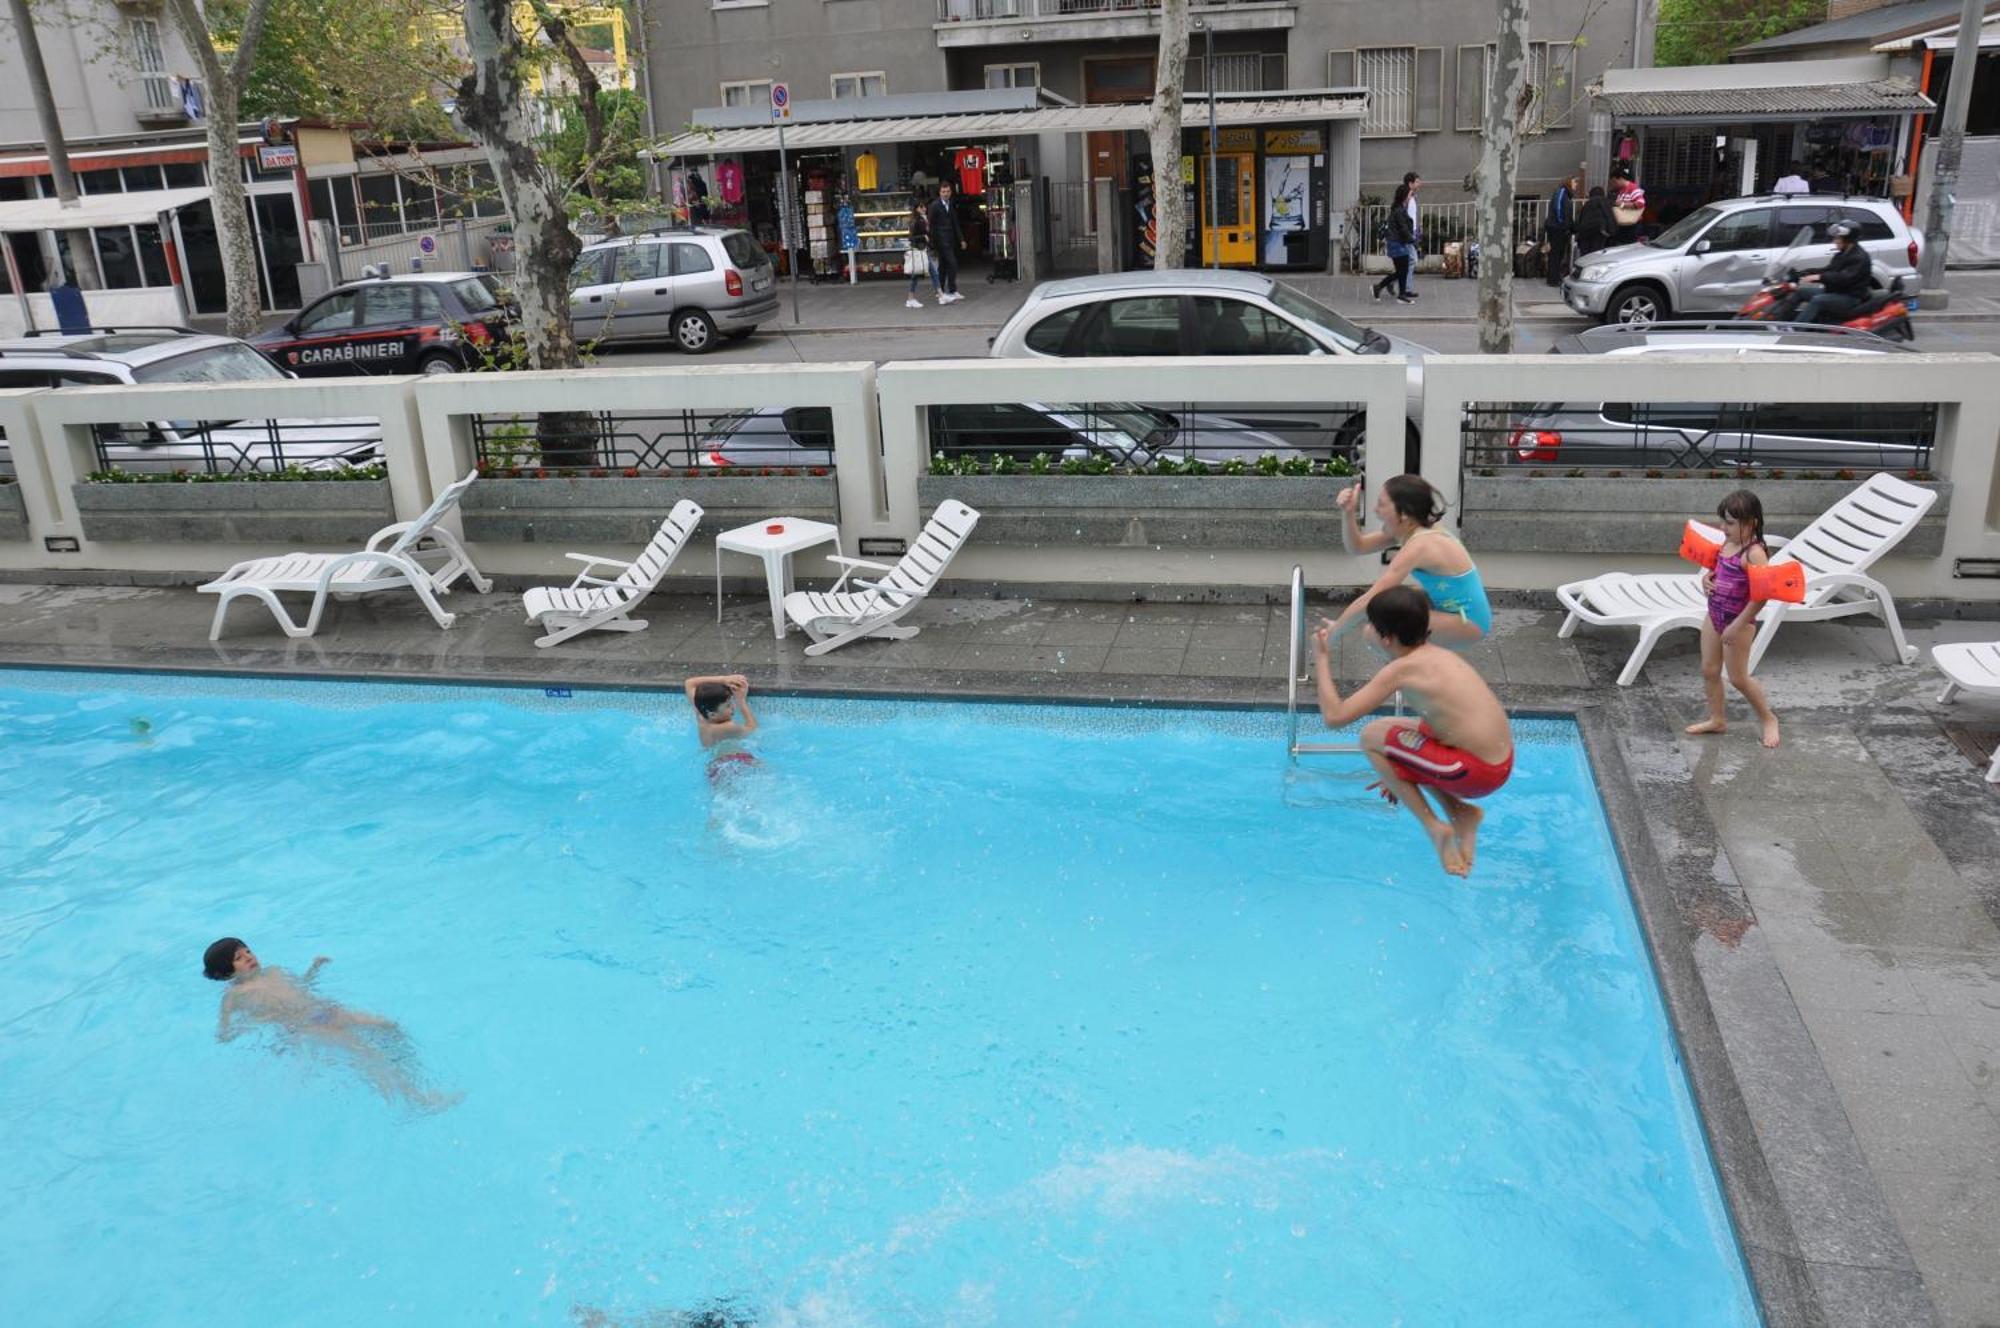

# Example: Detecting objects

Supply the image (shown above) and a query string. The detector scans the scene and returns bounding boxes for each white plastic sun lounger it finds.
[1934,641,2000,782]
[522,500,703,647]
[1556,472,1938,686]
[782,499,980,656]
[198,470,491,641]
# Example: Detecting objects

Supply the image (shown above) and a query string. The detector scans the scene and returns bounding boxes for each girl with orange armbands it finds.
[1683,490,1783,748]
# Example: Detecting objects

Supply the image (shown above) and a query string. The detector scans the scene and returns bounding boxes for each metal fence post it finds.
[454,218,472,271]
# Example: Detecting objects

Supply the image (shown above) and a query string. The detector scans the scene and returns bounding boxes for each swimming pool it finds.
[0,669,1758,1326]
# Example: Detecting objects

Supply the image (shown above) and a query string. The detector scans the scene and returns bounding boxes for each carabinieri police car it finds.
[254,271,516,376]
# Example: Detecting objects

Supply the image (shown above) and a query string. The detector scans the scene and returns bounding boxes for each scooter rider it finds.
[1796,220,1874,325]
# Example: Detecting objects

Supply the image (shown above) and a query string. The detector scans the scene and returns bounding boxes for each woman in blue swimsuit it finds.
[1323,475,1493,649]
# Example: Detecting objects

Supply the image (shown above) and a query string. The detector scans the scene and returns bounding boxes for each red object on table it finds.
[766,523,785,534]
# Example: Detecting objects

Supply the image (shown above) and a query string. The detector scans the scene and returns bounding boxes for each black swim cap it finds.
[203,937,246,981]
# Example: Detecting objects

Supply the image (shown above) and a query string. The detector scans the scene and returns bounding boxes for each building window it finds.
[830,72,886,99]
[130,18,174,112]
[1357,48,1415,136]
[984,62,1039,90]
[712,0,768,9]
[1456,41,1577,133]
[721,79,771,109]
[1188,52,1286,93]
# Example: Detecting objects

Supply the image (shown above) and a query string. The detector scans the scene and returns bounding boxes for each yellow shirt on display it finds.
[854,152,879,191]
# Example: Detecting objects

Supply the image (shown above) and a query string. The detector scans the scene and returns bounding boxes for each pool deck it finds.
[2,577,1997,1328]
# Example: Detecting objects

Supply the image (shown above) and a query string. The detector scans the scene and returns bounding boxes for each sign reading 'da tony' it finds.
[256,144,299,171]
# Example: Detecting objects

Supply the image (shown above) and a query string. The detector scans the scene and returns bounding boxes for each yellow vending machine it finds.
[1197,130,1257,267]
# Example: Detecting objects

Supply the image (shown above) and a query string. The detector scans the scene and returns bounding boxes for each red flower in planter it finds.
[622,468,641,479]
[809,467,829,477]
[781,467,799,477]
[589,468,608,478]
[534,468,549,479]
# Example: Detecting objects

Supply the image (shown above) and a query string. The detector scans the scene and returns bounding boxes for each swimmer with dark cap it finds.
[203,938,454,1110]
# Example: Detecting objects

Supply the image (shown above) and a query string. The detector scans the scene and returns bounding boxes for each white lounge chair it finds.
[782,500,980,656]
[198,470,491,641]
[522,501,703,647]
[1934,641,2000,782]
[1555,472,1938,686]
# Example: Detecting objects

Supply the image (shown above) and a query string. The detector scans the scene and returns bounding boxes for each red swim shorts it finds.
[707,750,757,782]
[1381,722,1513,799]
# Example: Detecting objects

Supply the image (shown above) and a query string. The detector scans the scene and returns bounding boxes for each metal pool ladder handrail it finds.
[1287,564,1363,761]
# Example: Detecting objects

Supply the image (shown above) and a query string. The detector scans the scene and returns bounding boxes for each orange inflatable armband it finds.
[1679,520,1722,570]
[1746,560,1806,604]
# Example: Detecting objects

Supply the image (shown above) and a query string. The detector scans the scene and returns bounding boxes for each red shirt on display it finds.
[717,160,743,203]
[955,148,987,196]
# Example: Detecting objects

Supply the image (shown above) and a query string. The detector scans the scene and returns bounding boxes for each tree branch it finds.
[231,0,279,88]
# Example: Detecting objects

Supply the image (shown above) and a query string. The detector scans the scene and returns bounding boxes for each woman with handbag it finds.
[903,198,937,310]
[1610,168,1646,246]
[1371,172,1421,305]
[1574,185,1613,257]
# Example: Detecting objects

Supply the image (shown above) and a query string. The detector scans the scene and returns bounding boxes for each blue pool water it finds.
[0,670,1759,1326]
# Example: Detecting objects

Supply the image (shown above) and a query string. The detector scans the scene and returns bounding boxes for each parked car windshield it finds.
[132,343,289,385]
[451,278,503,314]
[1647,205,1725,251]
[1266,285,1366,352]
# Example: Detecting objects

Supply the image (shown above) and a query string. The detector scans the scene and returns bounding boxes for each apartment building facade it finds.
[644,0,1643,201]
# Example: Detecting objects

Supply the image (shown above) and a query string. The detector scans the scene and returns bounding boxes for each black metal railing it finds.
[1461,400,1938,476]
[469,409,837,473]
[927,400,1363,469]
[90,420,383,476]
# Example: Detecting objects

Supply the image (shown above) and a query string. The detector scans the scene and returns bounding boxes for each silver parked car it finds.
[989,268,1430,465]
[0,329,381,474]
[698,401,1296,468]
[1504,323,1933,470]
[569,227,779,353]
[1561,194,1923,327]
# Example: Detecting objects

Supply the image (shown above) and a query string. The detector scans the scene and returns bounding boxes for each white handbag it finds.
[903,248,927,277]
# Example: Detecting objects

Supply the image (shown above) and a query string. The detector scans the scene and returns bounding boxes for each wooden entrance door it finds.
[1083,55,1153,229]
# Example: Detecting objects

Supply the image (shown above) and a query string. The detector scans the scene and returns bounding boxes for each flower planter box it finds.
[918,474,1352,549]
[72,479,396,544]
[1459,475,1951,558]
[0,484,25,541]
[461,475,839,545]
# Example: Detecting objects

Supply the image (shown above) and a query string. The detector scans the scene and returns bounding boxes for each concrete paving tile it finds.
[947,643,1109,674]
[1922,1271,2000,1328]
[1186,622,1268,651]
[1111,623,1193,650]
[1754,906,1930,1015]
[1802,1263,1946,1328]
[1495,645,1591,688]
[1721,829,1861,897]
[1036,619,1122,647]
[1109,602,1207,624]
[1832,1074,2000,1176]
[790,639,964,669]
[1179,647,1272,679]
[1098,648,1179,676]
[1873,1167,2000,1292]
[1861,888,2000,954]
[1898,949,2000,1024]
[1800,1008,1975,1090]
[1935,1016,2000,1099]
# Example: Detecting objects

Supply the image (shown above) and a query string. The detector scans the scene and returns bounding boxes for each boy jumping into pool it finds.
[1312,586,1514,878]
[203,938,452,1110]
[684,674,759,779]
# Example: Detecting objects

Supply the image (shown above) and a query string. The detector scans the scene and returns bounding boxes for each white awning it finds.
[652,92,1368,157]
[0,186,211,234]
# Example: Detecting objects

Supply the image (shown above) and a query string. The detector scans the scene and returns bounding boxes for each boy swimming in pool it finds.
[1312,586,1514,878]
[685,674,759,779]
[203,938,451,1109]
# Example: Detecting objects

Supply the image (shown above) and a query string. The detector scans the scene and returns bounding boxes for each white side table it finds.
[713,517,843,639]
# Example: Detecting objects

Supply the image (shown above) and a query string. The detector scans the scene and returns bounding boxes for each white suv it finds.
[1561,195,1923,326]
[0,329,382,475]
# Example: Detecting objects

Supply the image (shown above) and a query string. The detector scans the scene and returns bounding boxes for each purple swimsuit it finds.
[1708,543,1759,631]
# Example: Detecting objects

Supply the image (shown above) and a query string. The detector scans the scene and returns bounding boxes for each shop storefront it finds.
[656,88,1365,287]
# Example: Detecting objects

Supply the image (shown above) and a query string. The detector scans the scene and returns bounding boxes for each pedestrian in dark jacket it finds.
[1371,172,1421,304]
[1574,186,1614,257]
[927,182,964,303]
[1543,175,1577,286]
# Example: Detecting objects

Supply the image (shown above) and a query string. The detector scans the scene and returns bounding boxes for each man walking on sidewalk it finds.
[928,182,965,304]
[1544,175,1576,287]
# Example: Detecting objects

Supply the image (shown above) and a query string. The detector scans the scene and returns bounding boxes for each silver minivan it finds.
[1561,195,1923,326]
[569,228,778,352]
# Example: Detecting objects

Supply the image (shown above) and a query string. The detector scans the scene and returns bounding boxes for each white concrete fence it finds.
[0,353,1995,603]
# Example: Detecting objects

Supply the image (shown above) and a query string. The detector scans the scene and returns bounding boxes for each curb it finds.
[770,308,2000,334]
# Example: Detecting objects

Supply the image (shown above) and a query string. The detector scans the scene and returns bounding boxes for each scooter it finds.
[1737,227,1916,341]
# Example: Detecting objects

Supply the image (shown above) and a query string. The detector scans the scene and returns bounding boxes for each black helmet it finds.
[1826,219,1859,240]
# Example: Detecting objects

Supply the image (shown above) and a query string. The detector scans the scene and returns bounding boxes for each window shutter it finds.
[1261,53,1286,91]
[1327,49,1357,89]
[1546,42,1576,128]
[1416,47,1444,132]
[1455,45,1487,132]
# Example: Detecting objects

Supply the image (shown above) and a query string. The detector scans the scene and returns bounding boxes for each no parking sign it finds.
[770,83,790,120]
[417,234,438,258]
